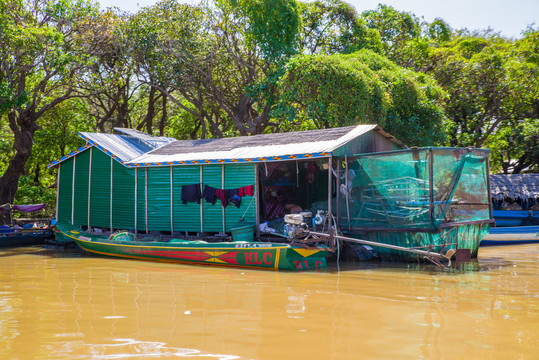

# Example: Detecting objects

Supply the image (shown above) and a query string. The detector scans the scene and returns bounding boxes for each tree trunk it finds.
[0,110,39,224]
[138,86,156,135]
[158,94,167,136]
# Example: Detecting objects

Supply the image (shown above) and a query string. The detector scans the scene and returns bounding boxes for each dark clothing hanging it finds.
[230,195,241,208]
[181,184,202,204]
[202,184,254,207]
[215,189,227,207]
[225,189,240,208]
[203,185,217,205]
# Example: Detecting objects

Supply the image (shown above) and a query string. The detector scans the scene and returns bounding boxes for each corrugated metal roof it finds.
[49,124,405,168]
[130,125,402,166]
[48,128,175,168]
[79,133,149,162]
[490,174,539,201]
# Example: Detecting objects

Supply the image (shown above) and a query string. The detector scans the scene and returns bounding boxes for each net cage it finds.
[335,147,492,259]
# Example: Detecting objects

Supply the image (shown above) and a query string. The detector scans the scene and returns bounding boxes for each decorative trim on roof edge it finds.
[125,152,332,167]
[48,138,332,168]
[47,144,93,168]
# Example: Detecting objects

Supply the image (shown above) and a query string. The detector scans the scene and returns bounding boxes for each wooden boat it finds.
[0,203,54,247]
[55,223,327,271]
[0,226,54,247]
[481,225,539,246]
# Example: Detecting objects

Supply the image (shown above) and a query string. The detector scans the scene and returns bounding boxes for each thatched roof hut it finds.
[490,174,539,202]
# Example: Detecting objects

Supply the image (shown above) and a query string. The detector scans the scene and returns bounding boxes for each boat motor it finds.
[284,214,308,240]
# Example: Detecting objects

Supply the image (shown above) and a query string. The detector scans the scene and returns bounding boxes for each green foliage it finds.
[425,35,539,149]
[361,4,422,63]
[274,49,446,145]
[486,118,539,173]
[298,0,383,55]
[427,18,452,42]
[231,0,301,61]
[13,175,56,217]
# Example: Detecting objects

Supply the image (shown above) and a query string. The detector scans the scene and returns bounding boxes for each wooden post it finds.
[200,165,203,232]
[255,163,260,240]
[486,156,493,221]
[336,159,341,229]
[56,163,61,222]
[71,155,76,225]
[345,155,351,230]
[145,167,148,234]
[429,149,434,224]
[88,147,92,229]
[134,167,138,234]
[170,166,174,233]
[222,164,225,233]
[110,157,113,231]
[327,156,334,250]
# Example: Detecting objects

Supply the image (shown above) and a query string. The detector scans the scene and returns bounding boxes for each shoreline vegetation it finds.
[1,0,538,218]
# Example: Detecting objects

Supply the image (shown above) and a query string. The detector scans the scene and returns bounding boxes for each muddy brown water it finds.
[0,244,537,359]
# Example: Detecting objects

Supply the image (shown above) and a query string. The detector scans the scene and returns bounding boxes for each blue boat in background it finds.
[482,174,539,246]
[492,210,539,227]
[482,225,539,246]
[0,203,54,247]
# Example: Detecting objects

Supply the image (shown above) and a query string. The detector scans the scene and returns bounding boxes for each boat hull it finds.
[492,210,539,227]
[56,225,327,271]
[0,229,53,247]
[481,225,539,246]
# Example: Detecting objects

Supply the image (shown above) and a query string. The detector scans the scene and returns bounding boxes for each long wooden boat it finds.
[481,225,539,246]
[55,223,327,271]
[0,227,54,247]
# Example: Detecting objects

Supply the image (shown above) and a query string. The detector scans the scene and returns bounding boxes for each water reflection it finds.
[0,245,537,359]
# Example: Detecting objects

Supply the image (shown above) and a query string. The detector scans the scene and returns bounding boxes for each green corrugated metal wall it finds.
[147,167,171,232]
[224,164,256,231]
[57,160,73,224]
[172,166,201,232]
[136,168,147,232]
[112,160,135,230]
[90,148,111,228]
[202,165,223,232]
[73,150,90,225]
[58,149,255,234]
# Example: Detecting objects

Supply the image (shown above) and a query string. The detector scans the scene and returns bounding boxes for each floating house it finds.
[48,125,492,262]
[489,174,539,227]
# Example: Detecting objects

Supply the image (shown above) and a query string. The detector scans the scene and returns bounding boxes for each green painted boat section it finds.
[56,223,327,271]
[362,223,488,261]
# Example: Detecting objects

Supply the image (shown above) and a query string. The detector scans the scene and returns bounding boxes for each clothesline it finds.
[181,184,254,208]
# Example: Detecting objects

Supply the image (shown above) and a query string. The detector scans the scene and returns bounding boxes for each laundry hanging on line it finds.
[182,184,254,207]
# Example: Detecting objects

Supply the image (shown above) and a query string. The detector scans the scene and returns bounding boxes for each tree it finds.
[298,0,382,55]
[361,4,421,64]
[273,49,446,146]
[426,35,539,150]
[0,0,103,217]
[125,0,301,137]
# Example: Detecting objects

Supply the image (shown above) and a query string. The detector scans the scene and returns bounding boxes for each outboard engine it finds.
[284,214,308,240]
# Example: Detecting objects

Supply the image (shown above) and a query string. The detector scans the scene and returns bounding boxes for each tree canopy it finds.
[0,0,537,218]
